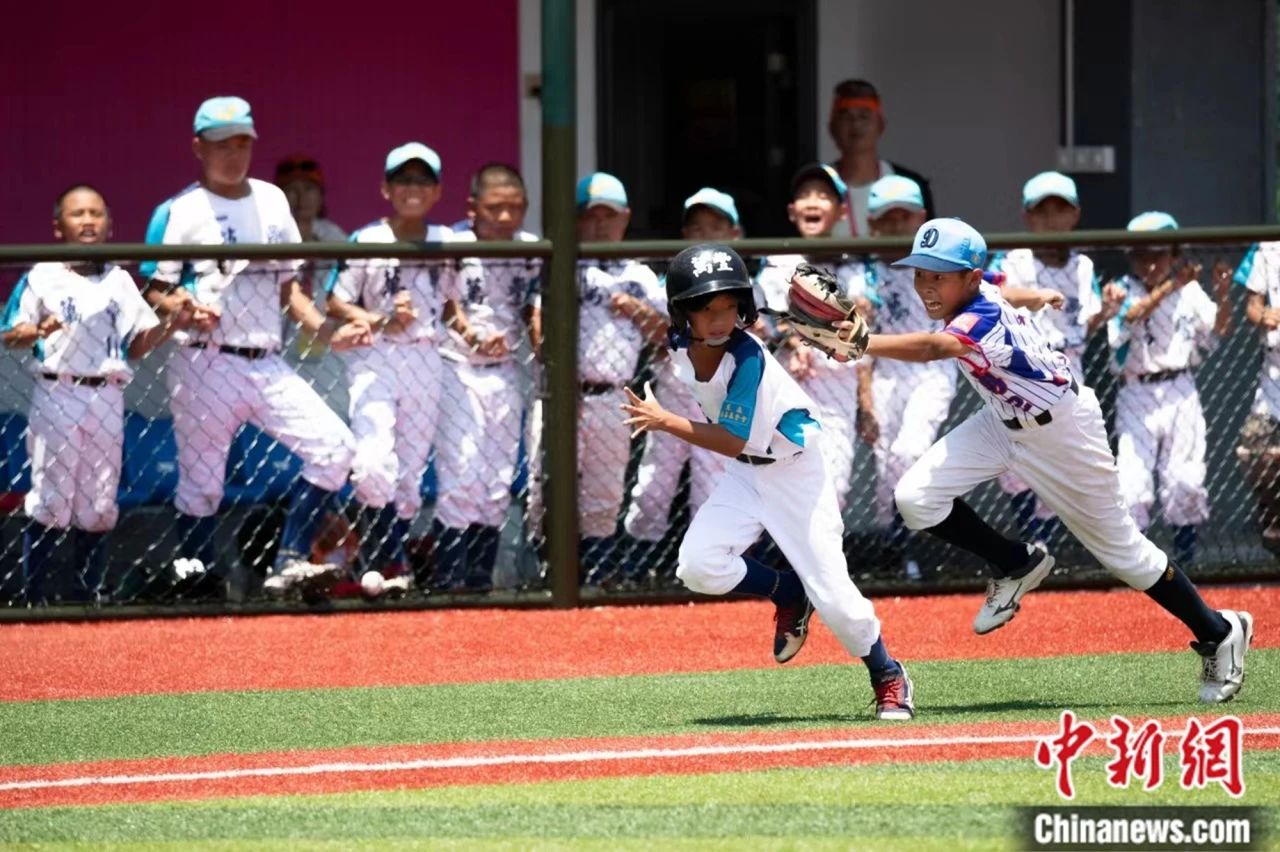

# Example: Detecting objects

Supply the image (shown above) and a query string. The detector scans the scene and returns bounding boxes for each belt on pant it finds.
[1002,379,1079,430]
[581,381,619,396]
[41,372,108,387]
[189,342,275,360]
[735,453,776,466]
[1132,368,1190,385]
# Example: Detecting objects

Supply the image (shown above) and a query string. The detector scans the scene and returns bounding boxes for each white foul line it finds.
[4,728,1279,794]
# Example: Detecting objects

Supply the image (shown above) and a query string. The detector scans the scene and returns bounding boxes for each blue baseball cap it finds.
[576,172,628,212]
[1127,211,1179,231]
[1023,171,1079,209]
[384,142,442,179]
[194,96,257,141]
[683,187,739,226]
[893,218,988,272]
[791,163,848,203]
[868,175,924,217]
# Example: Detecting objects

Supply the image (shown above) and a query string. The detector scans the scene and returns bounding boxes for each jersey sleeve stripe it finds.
[0,272,31,332]
[718,336,764,440]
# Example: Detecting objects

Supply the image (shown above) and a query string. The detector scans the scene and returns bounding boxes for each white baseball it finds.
[360,570,385,598]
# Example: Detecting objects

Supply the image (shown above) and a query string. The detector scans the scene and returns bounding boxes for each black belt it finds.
[41,372,108,387]
[189,342,274,360]
[581,382,619,396]
[1003,379,1078,430]
[735,454,776,466]
[1133,368,1190,385]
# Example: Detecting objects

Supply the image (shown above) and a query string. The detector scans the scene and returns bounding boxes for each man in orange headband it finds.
[827,79,934,238]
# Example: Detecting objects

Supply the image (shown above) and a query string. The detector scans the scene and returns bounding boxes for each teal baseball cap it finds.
[384,142,442,179]
[576,172,628,211]
[791,163,847,203]
[893,217,988,272]
[1127,211,1179,231]
[1023,171,1079,209]
[868,175,924,217]
[683,187,739,226]
[194,96,257,141]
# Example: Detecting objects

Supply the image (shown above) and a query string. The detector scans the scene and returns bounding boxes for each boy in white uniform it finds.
[326,143,456,586]
[141,96,372,598]
[857,216,1252,704]
[2,186,193,604]
[622,243,914,720]
[1107,212,1233,566]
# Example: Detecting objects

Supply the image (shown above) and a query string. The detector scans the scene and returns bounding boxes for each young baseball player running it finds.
[757,164,876,514]
[621,189,738,582]
[1107,212,1232,567]
[990,172,1125,546]
[325,143,456,590]
[142,96,372,598]
[862,176,957,578]
[621,244,914,720]
[2,185,194,605]
[852,216,1251,704]
[432,164,542,593]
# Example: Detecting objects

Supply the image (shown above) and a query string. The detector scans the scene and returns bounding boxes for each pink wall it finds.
[0,1,519,246]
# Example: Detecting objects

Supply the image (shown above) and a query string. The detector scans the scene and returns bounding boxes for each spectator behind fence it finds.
[988,172,1125,549]
[140,95,372,599]
[621,188,738,582]
[1,185,194,605]
[430,163,542,593]
[324,142,457,594]
[827,79,935,238]
[275,154,347,296]
[1105,212,1233,566]
[756,164,875,515]
[1231,241,1280,552]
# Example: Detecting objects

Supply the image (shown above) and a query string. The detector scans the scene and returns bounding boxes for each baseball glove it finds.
[784,263,870,361]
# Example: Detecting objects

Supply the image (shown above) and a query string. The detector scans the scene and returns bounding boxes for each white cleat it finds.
[262,559,344,599]
[973,544,1054,635]
[1195,610,1254,704]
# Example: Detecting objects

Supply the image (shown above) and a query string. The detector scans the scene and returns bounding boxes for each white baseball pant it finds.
[677,435,882,657]
[996,351,1084,520]
[1115,373,1210,530]
[871,361,956,527]
[166,348,354,517]
[894,385,1167,590]
[435,359,523,529]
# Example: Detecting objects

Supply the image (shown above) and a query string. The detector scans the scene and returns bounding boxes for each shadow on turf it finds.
[693,713,853,727]
[924,699,1191,715]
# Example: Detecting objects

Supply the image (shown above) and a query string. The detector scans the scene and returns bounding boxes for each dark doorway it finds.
[598,0,817,239]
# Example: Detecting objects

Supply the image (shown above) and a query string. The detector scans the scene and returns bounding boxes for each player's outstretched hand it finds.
[475,334,511,358]
[1040,289,1066,311]
[330,318,374,351]
[621,381,669,438]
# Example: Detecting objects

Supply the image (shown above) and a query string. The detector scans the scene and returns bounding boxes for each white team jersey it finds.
[325,221,457,344]
[1107,274,1217,377]
[1235,242,1280,416]
[441,229,542,365]
[578,260,663,386]
[757,253,869,379]
[1,262,158,380]
[998,249,1100,356]
[142,178,303,350]
[670,328,821,460]
[944,283,1074,423]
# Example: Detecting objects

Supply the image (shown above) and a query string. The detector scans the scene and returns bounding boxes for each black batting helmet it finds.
[665,243,758,337]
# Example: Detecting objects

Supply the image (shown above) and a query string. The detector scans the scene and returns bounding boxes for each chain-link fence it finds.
[1,235,1278,616]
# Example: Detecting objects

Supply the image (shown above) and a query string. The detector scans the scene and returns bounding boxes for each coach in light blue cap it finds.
[576,172,628,212]
[1022,171,1079,209]
[384,142,442,179]
[893,217,987,272]
[193,96,257,140]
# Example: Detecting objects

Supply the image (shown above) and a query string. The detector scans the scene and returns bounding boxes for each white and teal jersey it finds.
[1234,242,1280,417]
[1,262,158,379]
[578,259,663,386]
[1107,274,1218,377]
[325,221,457,344]
[669,328,820,460]
[442,229,542,365]
[142,178,303,350]
[997,249,1101,356]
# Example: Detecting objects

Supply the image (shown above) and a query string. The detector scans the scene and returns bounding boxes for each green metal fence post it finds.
[541,0,579,608]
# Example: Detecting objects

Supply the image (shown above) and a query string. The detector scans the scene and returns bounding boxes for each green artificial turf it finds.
[1,649,1276,767]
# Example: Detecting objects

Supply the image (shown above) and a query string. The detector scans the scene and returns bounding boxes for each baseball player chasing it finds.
[621,244,914,721]
[813,217,1251,704]
[3,185,196,605]
[142,96,372,599]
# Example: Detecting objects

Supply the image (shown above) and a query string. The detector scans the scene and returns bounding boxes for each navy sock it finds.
[431,520,467,586]
[924,500,1031,579]
[731,556,803,603]
[176,514,218,568]
[861,636,902,683]
[276,481,334,567]
[387,516,411,566]
[1172,525,1197,566]
[22,521,57,603]
[362,505,396,567]
[472,525,500,578]
[73,529,109,597]
[1010,490,1038,540]
[1144,562,1230,644]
